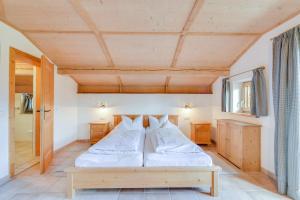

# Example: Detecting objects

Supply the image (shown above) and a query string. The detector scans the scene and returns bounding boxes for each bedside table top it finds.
[89,121,109,125]
[191,122,211,125]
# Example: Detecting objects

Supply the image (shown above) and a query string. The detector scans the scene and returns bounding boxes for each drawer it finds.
[91,124,108,132]
[195,124,210,132]
[90,123,109,144]
[196,133,210,143]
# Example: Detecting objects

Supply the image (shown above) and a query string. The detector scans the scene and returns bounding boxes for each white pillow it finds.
[121,115,143,130]
[149,115,168,129]
[163,120,177,129]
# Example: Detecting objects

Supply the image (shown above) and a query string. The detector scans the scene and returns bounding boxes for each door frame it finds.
[9,47,41,177]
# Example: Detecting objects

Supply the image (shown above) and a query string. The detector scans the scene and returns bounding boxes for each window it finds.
[240,81,252,113]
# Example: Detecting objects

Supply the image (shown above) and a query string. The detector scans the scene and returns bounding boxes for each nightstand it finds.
[89,122,110,144]
[191,123,211,145]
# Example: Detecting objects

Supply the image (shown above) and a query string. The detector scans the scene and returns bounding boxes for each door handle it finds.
[37,110,51,112]
[43,109,52,120]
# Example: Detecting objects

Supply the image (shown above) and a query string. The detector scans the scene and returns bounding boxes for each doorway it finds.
[9,47,41,176]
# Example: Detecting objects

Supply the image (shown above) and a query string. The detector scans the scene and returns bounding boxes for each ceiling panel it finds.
[121,74,166,86]
[190,0,300,33]
[169,75,216,86]
[80,0,195,32]
[3,0,89,31]
[104,34,179,67]
[15,63,33,75]
[176,35,257,67]
[71,74,118,85]
[27,33,108,67]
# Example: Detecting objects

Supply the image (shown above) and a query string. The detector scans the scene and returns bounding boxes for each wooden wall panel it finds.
[176,35,257,67]
[103,34,179,67]
[4,0,89,31]
[190,0,300,33]
[80,0,195,32]
[77,85,212,94]
[27,33,108,67]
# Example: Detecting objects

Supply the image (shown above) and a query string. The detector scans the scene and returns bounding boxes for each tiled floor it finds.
[15,141,34,166]
[0,142,290,200]
[15,141,39,174]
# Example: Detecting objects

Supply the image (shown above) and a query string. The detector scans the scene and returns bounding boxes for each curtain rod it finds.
[226,66,265,79]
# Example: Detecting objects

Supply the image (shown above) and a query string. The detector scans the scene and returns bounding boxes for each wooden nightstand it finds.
[89,122,110,144]
[191,123,211,145]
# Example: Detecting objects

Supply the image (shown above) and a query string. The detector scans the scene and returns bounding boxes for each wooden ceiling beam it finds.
[23,30,93,34]
[69,0,114,67]
[165,76,171,93]
[187,32,261,36]
[182,0,205,34]
[170,0,205,67]
[21,29,261,36]
[170,34,185,67]
[78,85,212,94]
[58,66,229,76]
[116,76,123,93]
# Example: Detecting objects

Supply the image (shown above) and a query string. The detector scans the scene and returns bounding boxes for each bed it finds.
[75,125,145,168]
[65,115,221,199]
[144,130,213,167]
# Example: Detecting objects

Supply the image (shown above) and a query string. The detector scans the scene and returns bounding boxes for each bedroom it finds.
[0,0,299,199]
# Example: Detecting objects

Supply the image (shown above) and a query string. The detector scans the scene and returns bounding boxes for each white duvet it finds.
[148,126,201,153]
[144,133,212,167]
[88,124,145,154]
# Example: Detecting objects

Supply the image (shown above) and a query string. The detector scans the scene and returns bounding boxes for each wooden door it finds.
[40,56,54,173]
[35,66,41,156]
[217,121,227,157]
[229,124,243,167]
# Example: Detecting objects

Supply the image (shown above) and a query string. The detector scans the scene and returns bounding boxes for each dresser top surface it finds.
[217,119,261,127]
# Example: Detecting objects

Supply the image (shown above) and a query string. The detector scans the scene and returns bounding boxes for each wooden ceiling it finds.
[1,0,300,93]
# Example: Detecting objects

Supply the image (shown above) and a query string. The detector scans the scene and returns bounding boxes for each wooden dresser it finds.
[89,122,110,144]
[217,119,261,171]
[191,123,211,145]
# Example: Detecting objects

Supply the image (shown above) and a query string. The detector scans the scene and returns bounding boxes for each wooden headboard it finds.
[113,115,178,127]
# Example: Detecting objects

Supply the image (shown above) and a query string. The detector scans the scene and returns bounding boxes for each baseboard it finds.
[54,140,78,155]
[0,176,11,186]
[261,167,276,181]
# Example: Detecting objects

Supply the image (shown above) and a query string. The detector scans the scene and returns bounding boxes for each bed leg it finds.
[210,170,219,196]
[67,173,75,199]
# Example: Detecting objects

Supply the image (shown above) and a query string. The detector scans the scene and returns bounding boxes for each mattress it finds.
[75,129,145,167]
[144,133,213,167]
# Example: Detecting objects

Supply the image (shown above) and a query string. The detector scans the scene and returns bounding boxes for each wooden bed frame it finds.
[65,115,221,199]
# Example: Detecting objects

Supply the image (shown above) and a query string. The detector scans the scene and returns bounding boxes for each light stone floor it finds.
[0,142,290,200]
[15,141,39,175]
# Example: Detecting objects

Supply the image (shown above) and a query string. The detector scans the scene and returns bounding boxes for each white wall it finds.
[211,14,300,174]
[54,69,78,150]
[77,94,212,139]
[0,22,78,180]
